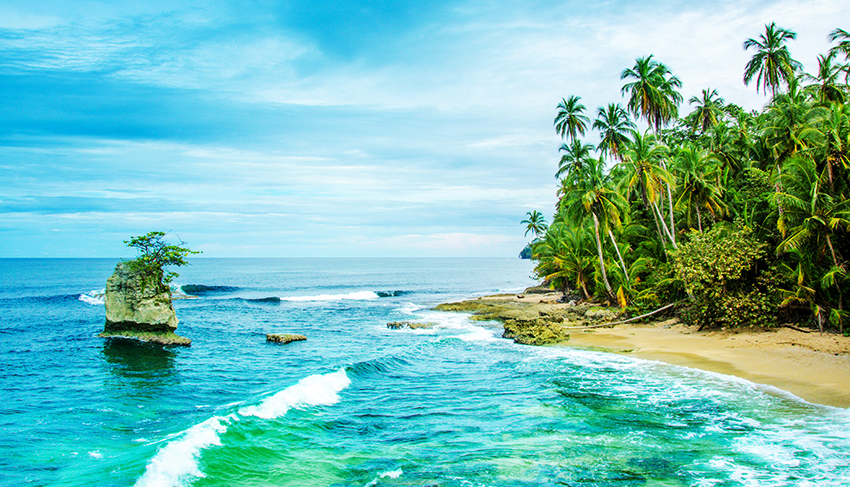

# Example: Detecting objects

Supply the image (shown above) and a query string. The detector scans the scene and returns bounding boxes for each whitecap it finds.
[280,291,379,302]
[239,368,351,419]
[134,415,233,487]
[79,289,105,306]
[365,468,403,486]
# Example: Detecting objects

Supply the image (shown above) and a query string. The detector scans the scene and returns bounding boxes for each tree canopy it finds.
[525,24,850,333]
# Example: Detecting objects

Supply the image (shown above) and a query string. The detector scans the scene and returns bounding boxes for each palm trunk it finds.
[666,182,677,245]
[592,212,615,299]
[659,161,676,246]
[641,186,666,248]
[826,233,840,268]
[696,205,703,232]
[608,228,630,282]
[653,201,678,249]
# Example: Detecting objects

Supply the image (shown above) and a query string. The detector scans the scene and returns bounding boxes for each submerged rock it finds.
[99,262,190,346]
[267,333,307,344]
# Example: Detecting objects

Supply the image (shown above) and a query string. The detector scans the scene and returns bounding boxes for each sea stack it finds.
[99,261,190,346]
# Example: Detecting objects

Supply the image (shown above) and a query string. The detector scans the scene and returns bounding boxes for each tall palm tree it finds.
[687,88,725,133]
[563,157,627,300]
[621,55,684,132]
[593,103,635,163]
[521,210,549,239]
[556,140,595,182]
[554,96,590,142]
[618,130,676,248]
[805,51,846,104]
[743,22,802,97]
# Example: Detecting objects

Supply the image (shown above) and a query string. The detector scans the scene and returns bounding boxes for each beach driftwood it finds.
[560,302,680,330]
[266,334,307,344]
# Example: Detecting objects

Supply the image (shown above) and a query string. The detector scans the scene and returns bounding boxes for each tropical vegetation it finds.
[523,24,850,333]
[125,231,201,291]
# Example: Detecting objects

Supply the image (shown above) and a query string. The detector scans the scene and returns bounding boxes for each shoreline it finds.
[438,292,850,409]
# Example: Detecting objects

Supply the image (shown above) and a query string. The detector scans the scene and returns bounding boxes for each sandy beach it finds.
[440,292,850,408]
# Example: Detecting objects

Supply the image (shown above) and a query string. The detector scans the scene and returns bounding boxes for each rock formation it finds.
[266,334,307,344]
[99,261,190,346]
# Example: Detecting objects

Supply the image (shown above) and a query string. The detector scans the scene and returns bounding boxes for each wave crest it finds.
[239,368,351,419]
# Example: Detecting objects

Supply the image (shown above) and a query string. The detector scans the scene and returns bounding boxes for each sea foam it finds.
[136,369,351,486]
[78,289,105,306]
[239,368,351,419]
[135,416,232,487]
[280,291,379,302]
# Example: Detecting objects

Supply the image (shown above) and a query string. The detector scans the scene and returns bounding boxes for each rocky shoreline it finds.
[435,289,850,408]
[435,292,622,345]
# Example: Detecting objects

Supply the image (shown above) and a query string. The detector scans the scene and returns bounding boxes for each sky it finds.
[0,0,847,258]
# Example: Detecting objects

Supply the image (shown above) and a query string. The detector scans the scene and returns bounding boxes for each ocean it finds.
[0,258,848,486]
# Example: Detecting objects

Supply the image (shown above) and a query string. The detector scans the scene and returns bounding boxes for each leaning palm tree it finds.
[743,22,802,97]
[563,157,629,301]
[687,88,725,133]
[593,103,635,163]
[521,210,549,239]
[554,95,590,142]
[617,130,676,248]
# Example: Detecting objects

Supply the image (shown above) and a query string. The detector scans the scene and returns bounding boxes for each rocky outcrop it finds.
[99,262,190,346]
[435,294,625,346]
[267,334,307,344]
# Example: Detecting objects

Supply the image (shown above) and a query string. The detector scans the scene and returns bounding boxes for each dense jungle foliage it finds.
[523,24,850,333]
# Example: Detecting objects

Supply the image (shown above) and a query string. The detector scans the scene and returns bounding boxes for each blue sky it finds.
[1,0,847,257]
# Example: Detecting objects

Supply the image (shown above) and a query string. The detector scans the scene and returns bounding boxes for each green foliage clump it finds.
[672,225,778,329]
[125,231,201,291]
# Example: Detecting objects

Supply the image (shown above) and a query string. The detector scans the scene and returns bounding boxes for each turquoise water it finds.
[1,258,848,486]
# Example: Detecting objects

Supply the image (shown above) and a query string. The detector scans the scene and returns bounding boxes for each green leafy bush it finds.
[672,225,778,329]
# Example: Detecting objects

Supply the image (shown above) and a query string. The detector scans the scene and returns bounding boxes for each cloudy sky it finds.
[1,0,847,258]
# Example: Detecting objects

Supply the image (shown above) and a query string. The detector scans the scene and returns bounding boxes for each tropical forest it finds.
[523,24,850,334]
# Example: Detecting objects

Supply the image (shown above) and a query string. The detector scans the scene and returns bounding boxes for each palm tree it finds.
[805,51,846,104]
[621,56,682,242]
[556,140,595,182]
[687,88,725,133]
[673,146,725,231]
[620,55,683,132]
[743,22,802,97]
[532,222,596,299]
[802,101,850,191]
[563,157,628,300]
[774,156,850,267]
[829,28,850,60]
[593,103,636,162]
[618,130,676,248]
[554,96,590,142]
[522,210,549,239]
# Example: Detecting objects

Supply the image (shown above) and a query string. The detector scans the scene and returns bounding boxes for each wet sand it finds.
[455,292,850,408]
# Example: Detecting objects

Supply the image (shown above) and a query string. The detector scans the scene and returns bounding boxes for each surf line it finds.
[134,368,351,487]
